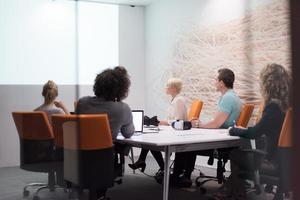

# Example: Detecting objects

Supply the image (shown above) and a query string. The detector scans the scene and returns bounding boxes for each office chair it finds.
[56,114,115,200]
[246,108,292,200]
[236,104,255,128]
[188,99,203,121]
[255,101,265,124]
[12,112,60,200]
[195,104,255,192]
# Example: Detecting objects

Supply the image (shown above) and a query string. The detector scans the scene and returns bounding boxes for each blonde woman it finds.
[35,80,70,121]
[129,78,188,180]
[210,63,291,200]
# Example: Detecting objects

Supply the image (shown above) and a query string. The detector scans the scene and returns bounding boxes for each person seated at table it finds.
[35,80,70,122]
[75,66,135,199]
[170,68,242,188]
[76,66,134,140]
[128,78,188,180]
[209,63,291,200]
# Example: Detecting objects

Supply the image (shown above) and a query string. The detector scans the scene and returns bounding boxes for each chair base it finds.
[23,183,64,200]
[195,171,227,194]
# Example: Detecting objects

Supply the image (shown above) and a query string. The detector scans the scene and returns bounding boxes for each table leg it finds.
[130,147,135,174]
[163,146,171,200]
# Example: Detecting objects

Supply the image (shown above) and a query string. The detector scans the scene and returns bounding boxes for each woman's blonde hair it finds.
[42,80,58,104]
[167,78,183,93]
[260,63,291,112]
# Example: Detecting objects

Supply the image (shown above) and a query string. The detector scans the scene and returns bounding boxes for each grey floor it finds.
[0,157,274,200]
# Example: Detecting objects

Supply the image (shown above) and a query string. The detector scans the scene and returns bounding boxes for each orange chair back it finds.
[52,114,74,148]
[12,112,54,140]
[256,101,264,123]
[53,114,113,150]
[278,108,292,147]
[188,100,203,121]
[236,104,255,128]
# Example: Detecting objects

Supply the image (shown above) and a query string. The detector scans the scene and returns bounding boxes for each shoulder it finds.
[118,101,132,113]
[174,95,187,104]
[224,90,240,100]
[77,96,96,106]
[34,105,43,111]
[221,91,239,105]
[263,102,282,114]
[78,96,93,103]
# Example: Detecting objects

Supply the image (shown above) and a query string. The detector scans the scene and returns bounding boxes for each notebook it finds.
[132,110,159,133]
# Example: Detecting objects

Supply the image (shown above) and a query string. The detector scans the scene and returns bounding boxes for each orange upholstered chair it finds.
[263,107,293,197]
[12,112,59,199]
[236,104,255,127]
[248,108,293,198]
[255,101,264,124]
[53,114,115,200]
[278,108,292,148]
[188,100,203,121]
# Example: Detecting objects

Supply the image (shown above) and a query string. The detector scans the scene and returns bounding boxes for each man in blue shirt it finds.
[169,68,242,187]
[194,68,242,129]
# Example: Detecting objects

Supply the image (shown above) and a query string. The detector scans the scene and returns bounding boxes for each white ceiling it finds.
[83,0,158,6]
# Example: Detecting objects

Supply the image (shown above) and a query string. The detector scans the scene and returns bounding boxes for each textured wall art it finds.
[154,0,290,122]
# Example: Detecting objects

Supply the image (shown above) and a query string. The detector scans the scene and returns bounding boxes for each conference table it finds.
[116,126,240,200]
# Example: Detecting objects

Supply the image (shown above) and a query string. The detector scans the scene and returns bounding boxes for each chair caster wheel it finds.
[33,195,40,200]
[23,190,30,197]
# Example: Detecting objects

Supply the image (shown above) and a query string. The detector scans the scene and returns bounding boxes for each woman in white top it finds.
[128,78,188,181]
[35,80,70,122]
[160,84,188,125]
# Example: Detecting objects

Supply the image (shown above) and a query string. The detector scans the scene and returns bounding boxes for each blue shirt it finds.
[218,89,242,128]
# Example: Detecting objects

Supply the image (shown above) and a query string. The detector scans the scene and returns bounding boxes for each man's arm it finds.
[198,111,229,128]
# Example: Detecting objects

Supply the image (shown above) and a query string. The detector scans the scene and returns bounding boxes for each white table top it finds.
[117,126,240,146]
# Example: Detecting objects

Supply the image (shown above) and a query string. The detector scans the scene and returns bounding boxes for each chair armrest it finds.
[241,149,267,170]
[242,149,267,156]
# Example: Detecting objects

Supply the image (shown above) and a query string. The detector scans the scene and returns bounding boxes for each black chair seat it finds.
[21,161,60,173]
[260,160,278,177]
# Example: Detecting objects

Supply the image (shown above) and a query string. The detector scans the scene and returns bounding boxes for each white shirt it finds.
[166,95,188,124]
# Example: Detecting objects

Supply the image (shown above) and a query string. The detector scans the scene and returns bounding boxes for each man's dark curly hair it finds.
[93,66,131,101]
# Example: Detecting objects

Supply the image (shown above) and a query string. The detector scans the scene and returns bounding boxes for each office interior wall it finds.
[144,0,290,169]
[0,0,77,85]
[119,5,145,110]
[144,0,290,122]
[0,1,145,167]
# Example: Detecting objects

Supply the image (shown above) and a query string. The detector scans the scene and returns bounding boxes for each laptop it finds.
[132,110,159,134]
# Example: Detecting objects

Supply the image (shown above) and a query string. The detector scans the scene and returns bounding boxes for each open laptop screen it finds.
[132,110,144,132]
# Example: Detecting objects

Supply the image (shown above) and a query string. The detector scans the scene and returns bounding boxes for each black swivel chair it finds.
[244,108,292,200]
[54,114,115,200]
[12,112,60,200]
[195,104,255,193]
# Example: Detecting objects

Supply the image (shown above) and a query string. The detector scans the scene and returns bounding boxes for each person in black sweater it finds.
[210,63,291,200]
